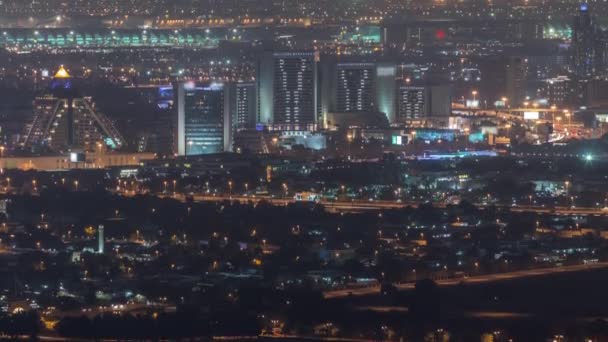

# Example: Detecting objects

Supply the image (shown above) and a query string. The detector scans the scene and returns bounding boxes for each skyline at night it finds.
[0,1,608,341]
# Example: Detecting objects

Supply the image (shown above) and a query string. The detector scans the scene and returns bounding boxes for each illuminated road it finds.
[156,193,608,216]
[323,262,608,298]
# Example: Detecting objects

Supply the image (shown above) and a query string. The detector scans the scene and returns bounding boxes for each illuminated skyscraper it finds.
[335,63,375,113]
[234,82,257,129]
[319,59,397,126]
[257,51,319,131]
[22,66,124,152]
[397,85,426,121]
[174,82,232,156]
[396,82,452,122]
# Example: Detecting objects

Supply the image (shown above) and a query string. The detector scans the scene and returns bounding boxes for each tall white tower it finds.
[98,224,105,254]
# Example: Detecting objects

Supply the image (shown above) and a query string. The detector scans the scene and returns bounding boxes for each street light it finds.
[500,96,509,111]
[346,134,353,160]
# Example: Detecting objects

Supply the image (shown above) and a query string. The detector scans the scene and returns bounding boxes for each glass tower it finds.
[175,82,232,156]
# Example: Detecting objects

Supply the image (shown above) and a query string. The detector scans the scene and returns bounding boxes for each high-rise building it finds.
[319,59,398,126]
[396,83,452,122]
[257,51,319,131]
[234,82,257,129]
[506,56,526,107]
[544,76,571,106]
[22,66,124,153]
[335,63,375,113]
[174,82,232,156]
[397,86,426,121]
[572,3,602,79]
[480,56,527,106]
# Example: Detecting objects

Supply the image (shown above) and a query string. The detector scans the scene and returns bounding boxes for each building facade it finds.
[22,67,124,153]
[234,82,257,129]
[572,3,602,79]
[175,82,232,156]
[257,51,319,131]
[396,83,452,122]
[335,63,376,113]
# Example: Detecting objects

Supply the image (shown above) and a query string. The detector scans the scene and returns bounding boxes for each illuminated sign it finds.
[466,100,479,108]
[70,152,85,162]
[376,66,396,77]
[523,111,540,120]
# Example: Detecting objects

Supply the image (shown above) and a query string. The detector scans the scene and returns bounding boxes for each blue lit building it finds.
[175,82,232,156]
[412,128,457,142]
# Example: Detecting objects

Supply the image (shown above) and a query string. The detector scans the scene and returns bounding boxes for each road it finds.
[154,193,608,216]
[323,262,608,299]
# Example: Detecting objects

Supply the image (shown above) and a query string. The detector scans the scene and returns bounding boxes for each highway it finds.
[323,262,608,299]
[155,193,608,216]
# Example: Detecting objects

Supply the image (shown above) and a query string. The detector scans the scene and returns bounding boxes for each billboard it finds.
[466,100,479,108]
[523,111,540,120]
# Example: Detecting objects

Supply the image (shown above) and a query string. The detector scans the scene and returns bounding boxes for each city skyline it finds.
[0,1,608,341]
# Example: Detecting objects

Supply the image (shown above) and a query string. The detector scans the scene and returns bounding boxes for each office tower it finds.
[335,63,375,112]
[234,82,257,129]
[21,66,124,152]
[480,56,526,106]
[396,83,452,122]
[544,76,571,106]
[131,85,176,154]
[174,82,232,156]
[257,51,319,131]
[98,224,104,254]
[572,3,602,79]
[319,59,397,126]
[397,86,426,121]
[506,56,526,107]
